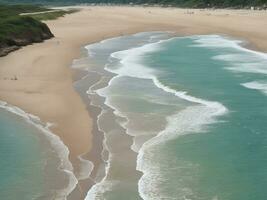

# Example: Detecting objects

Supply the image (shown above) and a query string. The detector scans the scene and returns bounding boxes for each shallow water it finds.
[74,32,267,200]
[0,108,47,200]
[0,104,75,200]
[136,35,267,200]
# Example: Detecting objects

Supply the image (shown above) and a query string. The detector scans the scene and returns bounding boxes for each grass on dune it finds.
[0,4,49,18]
[0,16,48,40]
[0,4,77,48]
[0,4,56,54]
[27,9,79,21]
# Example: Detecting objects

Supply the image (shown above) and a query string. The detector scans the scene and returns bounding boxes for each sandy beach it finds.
[1,6,267,199]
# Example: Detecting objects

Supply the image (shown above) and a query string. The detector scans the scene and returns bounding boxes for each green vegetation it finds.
[26,9,78,21]
[0,0,267,8]
[0,16,51,41]
[132,0,267,8]
[0,4,77,56]
[0,4,49,17]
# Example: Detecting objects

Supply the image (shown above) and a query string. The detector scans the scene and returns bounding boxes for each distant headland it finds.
[0,5,76,56]
[1,0,267,9]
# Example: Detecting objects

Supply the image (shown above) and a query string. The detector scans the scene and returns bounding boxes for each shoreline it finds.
[1,6,267,199]
[82,32,267,199]
[0,100,78,199]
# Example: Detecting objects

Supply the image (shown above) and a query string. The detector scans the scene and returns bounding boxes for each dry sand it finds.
[0,6,267,199]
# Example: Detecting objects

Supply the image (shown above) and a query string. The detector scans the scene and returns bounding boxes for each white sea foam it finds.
[104,37,227,119]
[0,101,78,199]
[242,81,267,95]
[213,53,267,75]
[195,35,267,75]
[136,104,225,200]
[193,34,267,59]
[226,63,267,74]
[85,109,118,200]
[133,34,267,200]
[85,33,171,200]
[85,36,123,57]
[85,31,169,58]
[109,43,160,79]
[191,35,243,49]
[136,79,226,200]
[85,180,119,200]
[84,33,267,200]
[213,54,259,62]
[92,36,228,200]
[77,155,94,181]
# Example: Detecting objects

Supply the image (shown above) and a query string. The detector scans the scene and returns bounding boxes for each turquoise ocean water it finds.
[0,108,47,199]
[0,103,76,200]
[2,32,265,200]
[80,32,267,200]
